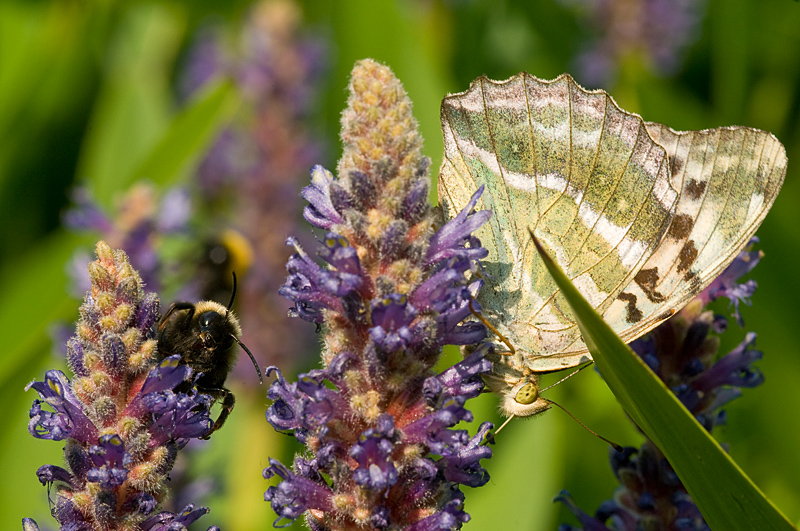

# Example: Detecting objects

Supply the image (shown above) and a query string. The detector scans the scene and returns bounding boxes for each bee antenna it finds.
[231,334,263,384]
[226,272,238,312]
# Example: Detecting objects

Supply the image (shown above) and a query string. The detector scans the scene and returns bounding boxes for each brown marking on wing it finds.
[617,292,643,324]
[677,240,698,273]
[667,213,695,240]
[634,267,666,304]
[670,155,684,177]
[685,179,706,200]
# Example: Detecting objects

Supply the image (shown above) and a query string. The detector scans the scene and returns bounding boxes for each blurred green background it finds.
[1,0,798,529]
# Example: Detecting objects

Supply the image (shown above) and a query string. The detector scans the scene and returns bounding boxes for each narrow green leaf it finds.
[77,4,184,206]
[531,235,796,531]
[0,231,87,386]
[127,79,239,188]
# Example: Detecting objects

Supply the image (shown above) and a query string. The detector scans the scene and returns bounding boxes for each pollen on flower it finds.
[332,494,357,511]
[129,460,157,483]
[129,342,156,371]
[352,507,371,523]
[121,329,138,349]
[73,490,92,509]
[97,292,115,311]
[89,262,113,290]
[73,378,94,400]
[117,417,139,437]
[362,91,379,107]
[115,303,134,323]
[82,349,101,367]
[399,443,424,461]
[78,323,97,342]
[91,371,112,392]
[99,315,118,330]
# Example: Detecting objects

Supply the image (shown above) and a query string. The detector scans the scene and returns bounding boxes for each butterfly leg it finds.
[469,299,515,354]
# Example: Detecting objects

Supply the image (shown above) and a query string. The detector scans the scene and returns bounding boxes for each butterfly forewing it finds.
[439,72,786,386]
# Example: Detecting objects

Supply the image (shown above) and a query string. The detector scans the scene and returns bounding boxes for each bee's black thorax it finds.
[157,302,239,391]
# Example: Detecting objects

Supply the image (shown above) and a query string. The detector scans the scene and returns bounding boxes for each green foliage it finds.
[2,1,799,529]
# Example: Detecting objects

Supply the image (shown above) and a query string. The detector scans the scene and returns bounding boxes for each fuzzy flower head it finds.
[558,242,767,531]
[268,59,492,530]
[26,241,216,530]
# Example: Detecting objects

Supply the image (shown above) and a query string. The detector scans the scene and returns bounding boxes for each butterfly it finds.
[438,72,787,418]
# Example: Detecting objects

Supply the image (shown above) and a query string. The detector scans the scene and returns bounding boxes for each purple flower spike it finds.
[26,242,217,529]
[267,60,491,530]
[145,390,214,446]
[264,459,336,527]
[699,238,762,326]
[264,366,305,435]
[350,415,399,490]
[555,490,614,531]
[369,294,417,352]
[37,464,78,489]
[427,186,490,265]
[140,505,217,531]
[692,332,763,391]
[405,492,470,531]
[279,238,359,324]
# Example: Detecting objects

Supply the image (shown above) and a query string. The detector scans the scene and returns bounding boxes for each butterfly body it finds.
[438,73,786,417]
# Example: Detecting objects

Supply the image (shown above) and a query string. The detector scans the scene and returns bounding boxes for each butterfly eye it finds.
[514,382,539,405]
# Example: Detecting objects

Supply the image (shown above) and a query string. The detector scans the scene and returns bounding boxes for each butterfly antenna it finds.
[469,299,515,355]
[483,414,517,445]
[544,397,623,452]
[541,362,594,393]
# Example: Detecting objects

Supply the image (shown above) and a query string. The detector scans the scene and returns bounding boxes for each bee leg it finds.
[158,302,196,332]
[201,388,235,439]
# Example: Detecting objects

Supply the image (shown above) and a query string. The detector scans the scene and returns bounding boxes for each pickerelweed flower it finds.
[25,241,218,531]
[264,59,493,530]
[180,0,327,373]
[557,238,766,531]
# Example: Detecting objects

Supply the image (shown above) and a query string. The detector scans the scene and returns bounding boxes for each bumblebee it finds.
[157,273,261,438]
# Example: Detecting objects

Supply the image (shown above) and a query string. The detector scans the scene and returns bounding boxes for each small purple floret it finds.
[302,165,344,229]
[26,371,98,443]
[86,435,131,489]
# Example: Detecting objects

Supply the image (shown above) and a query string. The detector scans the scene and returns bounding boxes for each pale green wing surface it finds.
[439,72,678,372]
[438,72,786,380]
[602,124,787,343]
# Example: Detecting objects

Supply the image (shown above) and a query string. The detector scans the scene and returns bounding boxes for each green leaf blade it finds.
[531,235,796,531]
[128,79,240,188]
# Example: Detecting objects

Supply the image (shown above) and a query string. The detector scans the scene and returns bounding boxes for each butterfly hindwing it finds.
[605,124,787,345]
